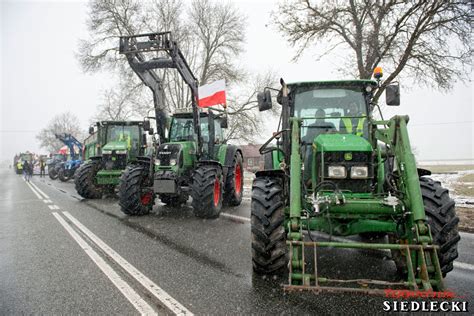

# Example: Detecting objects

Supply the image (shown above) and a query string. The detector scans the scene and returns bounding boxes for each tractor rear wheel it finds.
[119,165,154,216]
[421,176,460,276]
[160,194,188,207]
[74,161,102,199]
[191,165,223,218]
[251,176,287,274]
[224,152,244,206]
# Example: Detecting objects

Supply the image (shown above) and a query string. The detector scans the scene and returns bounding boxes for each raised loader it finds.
[118,32,243,218]
[251,69,460,294]
[74,120,151,198]
[54,133,83,182]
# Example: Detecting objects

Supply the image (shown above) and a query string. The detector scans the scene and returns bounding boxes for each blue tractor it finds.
[54,133,83,182]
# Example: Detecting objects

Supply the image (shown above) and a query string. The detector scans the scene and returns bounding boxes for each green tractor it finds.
[251,71,460,294]
[118,32,243,218]
[74,120,151,199]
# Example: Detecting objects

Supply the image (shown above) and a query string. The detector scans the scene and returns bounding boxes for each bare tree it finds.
[274,0,471,100]
[36,112,84,153]
[78,0,266,141]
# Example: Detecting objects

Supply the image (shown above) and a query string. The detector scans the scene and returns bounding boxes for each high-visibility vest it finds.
[342,117,366,136]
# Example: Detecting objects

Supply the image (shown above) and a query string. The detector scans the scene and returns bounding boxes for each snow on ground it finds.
[430,169,474,208]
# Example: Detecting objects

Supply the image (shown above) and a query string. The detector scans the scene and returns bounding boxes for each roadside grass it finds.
[454,173,474,197]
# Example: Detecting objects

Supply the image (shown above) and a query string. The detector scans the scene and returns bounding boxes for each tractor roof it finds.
[288,80,377,88]
[100,120,144,126]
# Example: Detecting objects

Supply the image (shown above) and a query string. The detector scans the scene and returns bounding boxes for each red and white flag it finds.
[198,79,226,108]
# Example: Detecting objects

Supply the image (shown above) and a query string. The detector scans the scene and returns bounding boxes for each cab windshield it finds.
[169,117,211,142]
[105,125,140,155]
[293,87,368,140]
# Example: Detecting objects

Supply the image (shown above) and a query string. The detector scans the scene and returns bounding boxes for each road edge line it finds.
[29,181,50,199]
[62,211,193,316]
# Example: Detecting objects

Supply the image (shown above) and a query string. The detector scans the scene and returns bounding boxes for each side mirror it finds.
[257,90,272,111]
[148,127,154,135]
[386,84,400,106]
[220,116,228,128]
[89,126,94,134]
[143,120,151,131]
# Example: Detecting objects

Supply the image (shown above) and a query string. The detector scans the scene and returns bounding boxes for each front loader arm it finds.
[375,115,429,238]
[119,32,202,156]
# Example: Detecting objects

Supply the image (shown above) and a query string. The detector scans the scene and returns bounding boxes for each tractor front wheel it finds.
[118,165,154,216]
[48,166,58,180]
[74,161,102,199]
[191,165,223,218]
[391,177,460,277]
[421,177,460,276]
[58,168,71,182]
[224,152,244,206]
[251,176,287,274]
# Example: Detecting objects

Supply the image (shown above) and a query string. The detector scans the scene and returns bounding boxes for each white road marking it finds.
[62,211,193,316]
[25,181,43,200]
[43,199,53,204]
[52,212,157,315]
[48,205,60,210]
[454,261,474,271]
[220,212,250,223]
[29,181,50,199]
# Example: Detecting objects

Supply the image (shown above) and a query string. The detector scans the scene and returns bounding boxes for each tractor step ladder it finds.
[284,240,444,295]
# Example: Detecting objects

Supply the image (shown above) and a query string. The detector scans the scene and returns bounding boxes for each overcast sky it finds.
[1,0,472,163]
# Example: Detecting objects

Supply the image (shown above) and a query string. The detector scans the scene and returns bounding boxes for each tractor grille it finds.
[315,152,374,193]
[156,144,181,166]
[102,153,127,170]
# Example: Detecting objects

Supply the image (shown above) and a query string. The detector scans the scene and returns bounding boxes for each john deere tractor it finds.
[251,70,460,294]
[117,32,243,218]
[74,120,150,199]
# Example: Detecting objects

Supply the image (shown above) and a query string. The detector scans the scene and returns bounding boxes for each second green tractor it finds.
[117,32,243,218]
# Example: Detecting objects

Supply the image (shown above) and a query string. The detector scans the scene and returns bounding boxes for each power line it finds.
[409,121,473,127]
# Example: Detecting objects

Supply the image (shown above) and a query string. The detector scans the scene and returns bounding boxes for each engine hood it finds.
[314,134,372,152]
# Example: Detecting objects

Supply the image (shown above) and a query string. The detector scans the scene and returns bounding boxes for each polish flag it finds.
[198,79,226,108]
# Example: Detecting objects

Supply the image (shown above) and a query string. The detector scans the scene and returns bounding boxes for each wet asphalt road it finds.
[1,167,473,315]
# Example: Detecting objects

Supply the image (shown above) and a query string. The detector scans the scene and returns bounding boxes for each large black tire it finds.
[421,177,460,276]
[223,152,244,206]
[191,165,223,218]
[160,194,188,207]
[74,161,102,199]
[251,176,287,274]
[48,166,58,180]
[391,177,460,277]
[58,167,71,182]
[118,165,153,216]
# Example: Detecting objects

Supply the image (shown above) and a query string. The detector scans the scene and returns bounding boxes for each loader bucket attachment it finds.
[284,240,445,295]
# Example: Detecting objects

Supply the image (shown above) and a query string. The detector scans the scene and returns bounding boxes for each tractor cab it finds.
[289,81,377,191]
[74,120,150,198]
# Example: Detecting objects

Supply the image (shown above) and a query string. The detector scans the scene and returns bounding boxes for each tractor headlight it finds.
[115,150,127,155]
[328,166,346,179]
[350,166,369,179]
[170,159,177,166]
[154,159,161,166]
[102,150,112,154]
